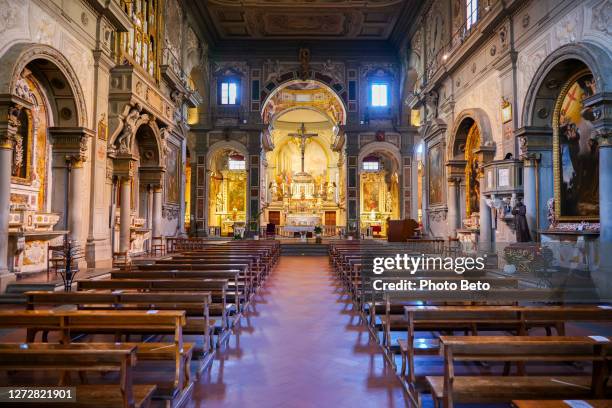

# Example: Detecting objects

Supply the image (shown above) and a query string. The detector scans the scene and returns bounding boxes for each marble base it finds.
[457,228,479,253]
[0,271,16,292]
[540,229,599,272]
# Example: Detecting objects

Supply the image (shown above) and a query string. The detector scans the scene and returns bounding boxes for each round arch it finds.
[206,140,249,170]
[522,42,612,128]
[261,79,347,125]
[357,141,402,171]
[270,105,338,127]
[448,108,494,161]
[0,42,88,128]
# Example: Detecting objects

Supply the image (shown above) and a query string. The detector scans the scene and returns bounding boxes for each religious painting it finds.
[228,177,246,212]
[361,174,381,212]
[427,143,443,205]
[11,108,32,180]
[166,144,180,204]
[464,123,481,215]
[554,71,598,220]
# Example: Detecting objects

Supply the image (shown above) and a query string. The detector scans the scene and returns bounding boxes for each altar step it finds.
[281,243,329,256]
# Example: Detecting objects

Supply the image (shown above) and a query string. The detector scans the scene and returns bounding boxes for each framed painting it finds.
[553,70,598,221]
[166,143,180,204]
[428,143,444,205]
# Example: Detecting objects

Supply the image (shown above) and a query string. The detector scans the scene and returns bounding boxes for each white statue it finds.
[116,104,142,153]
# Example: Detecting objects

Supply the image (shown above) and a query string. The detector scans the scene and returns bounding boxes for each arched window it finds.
[120,0,161,80]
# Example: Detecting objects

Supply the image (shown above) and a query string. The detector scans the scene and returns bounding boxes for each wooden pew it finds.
[0,310,192,407]
[154,258,262,291]
[399,305,612,386]
[25,291,214,365]
[76,279,234,342]
[125,266,251,305]
[427,336,609,408]
[0,343,156,408]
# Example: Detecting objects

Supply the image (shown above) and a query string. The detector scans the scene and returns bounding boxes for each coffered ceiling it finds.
[188,0,419,48]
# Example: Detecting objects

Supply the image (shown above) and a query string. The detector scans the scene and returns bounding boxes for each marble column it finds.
[600,139,612,243]
[0,145,12,275]
[146,187,154,230]
[68,159,84,244]
[479,176,492,252]
[152,186,163,238]
[447,177,461,237]
[522,156,538,239]
[119,178,131,253]
[0,106,19,277]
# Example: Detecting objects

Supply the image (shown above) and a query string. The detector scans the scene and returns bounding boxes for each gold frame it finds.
[11,108,34,184]
[118,0,163,82]
[427,142,444,206]
[165,142,181,204]
[552,68,598,221]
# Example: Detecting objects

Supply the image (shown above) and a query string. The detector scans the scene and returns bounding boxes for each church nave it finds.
[192,255,406,408]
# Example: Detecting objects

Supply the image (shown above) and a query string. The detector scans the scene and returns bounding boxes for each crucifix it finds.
[288,123,318,174]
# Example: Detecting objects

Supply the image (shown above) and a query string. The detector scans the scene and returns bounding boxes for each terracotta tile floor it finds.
[190,256,409,408]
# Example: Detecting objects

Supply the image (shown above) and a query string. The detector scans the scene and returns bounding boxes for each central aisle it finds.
[191,255,407,408]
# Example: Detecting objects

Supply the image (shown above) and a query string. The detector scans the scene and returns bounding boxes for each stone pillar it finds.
[68,159,84,244]
[119,178,131,253]
[447,177,461,238]
[146,187,154,230]
[600,137,612,243]
[479,176,492,252]
[0,144,12,275]
[0,104,21,280]
[522,156,538,239]
[152,186,163,238]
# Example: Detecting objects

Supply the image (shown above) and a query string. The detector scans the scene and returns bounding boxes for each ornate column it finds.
[584,92,612,243]
[152,185,163,238]
[48,127,93,247]
[111,153,136,255]
[0,105,20,276]
[447,177,461,237]
[119,177,131,253]
[600,134,612,243]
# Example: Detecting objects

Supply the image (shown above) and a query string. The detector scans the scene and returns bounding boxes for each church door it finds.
[324,211,336,226]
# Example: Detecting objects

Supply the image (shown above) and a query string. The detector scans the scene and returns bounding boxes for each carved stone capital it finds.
[0,103,23,150]
[596,129,612,147]
[49,127,94,163]
[522,152,541,167]
[583,92,612,146]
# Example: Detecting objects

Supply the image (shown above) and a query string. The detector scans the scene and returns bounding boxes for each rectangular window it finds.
[228,158,246,170]
[466,0,478,30]
[221,82,238,105]
[371,83,388,107]
[363,161,380,171]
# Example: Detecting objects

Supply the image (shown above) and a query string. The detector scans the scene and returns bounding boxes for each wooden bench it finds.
[427,336,609,408]
[122,266,251,306]
[0,310,191,407]
[76,279,234,343]
[0,342,156,408]
[25,291,215,363]
[399,304,612,385]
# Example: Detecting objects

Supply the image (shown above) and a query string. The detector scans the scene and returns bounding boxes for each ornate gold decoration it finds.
[119,0,163,81]
[552,69,599,221]
[97,113,108,141]
[464,123,481,216]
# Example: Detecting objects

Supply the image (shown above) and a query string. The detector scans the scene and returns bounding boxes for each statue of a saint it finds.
[512,197,532,242]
